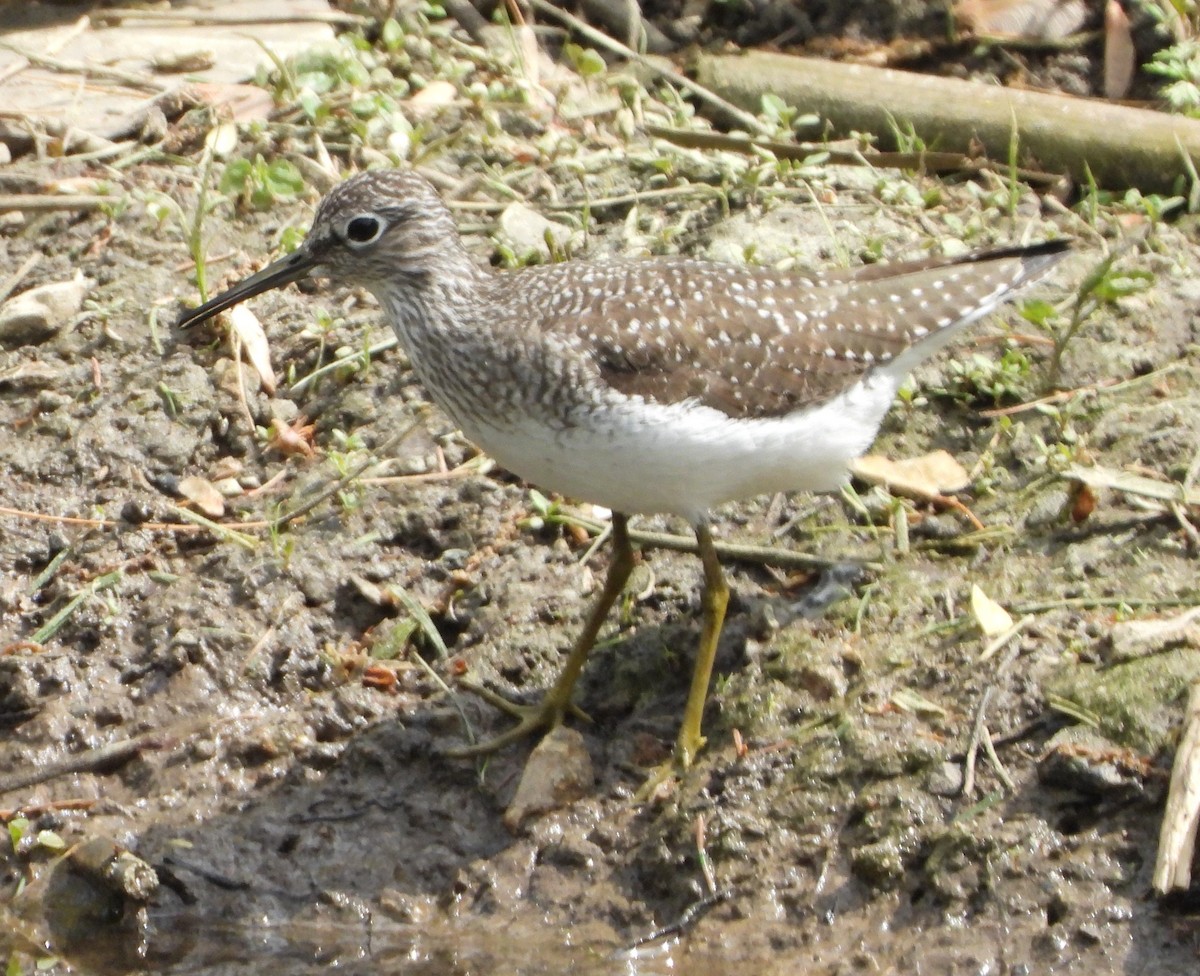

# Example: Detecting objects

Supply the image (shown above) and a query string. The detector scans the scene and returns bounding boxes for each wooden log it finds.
[693,50,1200,194]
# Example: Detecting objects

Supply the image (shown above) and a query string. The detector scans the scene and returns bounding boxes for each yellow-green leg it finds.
[640,519,729,794]
[675,520,729,766]
[447,513,635,757]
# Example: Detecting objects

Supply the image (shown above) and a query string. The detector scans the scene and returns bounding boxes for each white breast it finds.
[459,371,902,521]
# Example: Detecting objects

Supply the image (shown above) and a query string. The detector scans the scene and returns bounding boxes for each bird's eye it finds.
[344,215,383,245]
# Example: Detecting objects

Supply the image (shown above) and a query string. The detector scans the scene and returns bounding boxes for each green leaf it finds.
[760,92,788,124]
[219,159,252,194]
[265,159,304,196]
[564,44,606,78]
[298,87,323,122]
[35,830,65,851]
[381,17,405,51]
[1092,268,1154,302]
[8,816,29,851]
[1018,298,1057,327]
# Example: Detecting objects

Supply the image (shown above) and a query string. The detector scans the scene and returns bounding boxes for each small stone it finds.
[926,760,964,796]
[378,888,436,924]
[0,273,90,347]
[1038,727,1146,798]
[503,726,593,831]
[497,203,580,262]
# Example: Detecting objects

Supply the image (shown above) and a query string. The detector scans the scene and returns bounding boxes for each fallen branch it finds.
[693,50,1200,194]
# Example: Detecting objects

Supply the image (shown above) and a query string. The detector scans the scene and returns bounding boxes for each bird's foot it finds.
[445,678,590,758]
[635,730,707,802]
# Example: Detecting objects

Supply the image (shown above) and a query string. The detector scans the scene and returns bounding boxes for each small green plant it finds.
[937,347,1034,406]
[157,382,182,418]
[759,92,820,139]
[1146,38,1200,116]
[6,816,65,856]
[221,155,305,211]
[267,514,296,569]
[330,428,366,453]
[277,223,309,253]
[1045,249,1155,385]
[1116,187,1186,226]
[564,43,607,78]
[520,488,562,531]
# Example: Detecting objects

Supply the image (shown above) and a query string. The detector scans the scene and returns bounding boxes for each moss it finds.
[1048,648,1200,754]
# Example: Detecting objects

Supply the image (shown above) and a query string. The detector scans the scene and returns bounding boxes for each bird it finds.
[177,168,1069,777]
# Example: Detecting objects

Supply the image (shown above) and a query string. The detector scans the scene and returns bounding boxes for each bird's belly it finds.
[459,377,899,521]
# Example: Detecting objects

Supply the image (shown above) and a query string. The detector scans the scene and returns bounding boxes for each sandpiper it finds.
[178,169,1068,774]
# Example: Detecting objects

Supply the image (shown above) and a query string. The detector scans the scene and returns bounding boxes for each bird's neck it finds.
[374,249,493,334]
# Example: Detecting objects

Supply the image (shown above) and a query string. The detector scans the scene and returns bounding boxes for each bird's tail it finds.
[877,239,1071,381]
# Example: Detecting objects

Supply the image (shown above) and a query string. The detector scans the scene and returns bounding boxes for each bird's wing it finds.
[519,245,1065,420]
[522,258,896,419]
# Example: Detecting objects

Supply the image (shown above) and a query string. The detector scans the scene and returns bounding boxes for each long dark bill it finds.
[176,248,319,329]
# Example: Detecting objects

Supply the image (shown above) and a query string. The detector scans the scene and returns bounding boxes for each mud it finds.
[3,9,1200,976]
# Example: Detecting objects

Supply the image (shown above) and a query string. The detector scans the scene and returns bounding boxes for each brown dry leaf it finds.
[406,80,458,114]
[503,726,594,832]
[1103,1,1136,100]
[228,305,276,395]
[955,0,1088,38]
[850,450,971,501]
[178,475,226,518]
[268,415,316,459]
[970,584,1014,637]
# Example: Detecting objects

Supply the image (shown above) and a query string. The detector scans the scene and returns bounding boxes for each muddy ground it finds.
[2,5,1200,975]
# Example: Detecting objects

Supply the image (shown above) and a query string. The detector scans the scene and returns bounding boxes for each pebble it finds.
[0,272,91,347]
[503,726,594,831]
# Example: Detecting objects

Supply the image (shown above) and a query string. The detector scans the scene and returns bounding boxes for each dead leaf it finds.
[204,121,240,158]
[850,450,971,501]
[503,726,593,832]
[177,475,226,518]
[1103,1,1135,100]
[268,415,316,459]
[227,305,276,394]
[1064,464,1198,508]
[891,688,948,718]
[970,584,1014,637]
[955,0,1088,38]
[47,177,108,196]
[208,457,244,481]
[406,80,458,114]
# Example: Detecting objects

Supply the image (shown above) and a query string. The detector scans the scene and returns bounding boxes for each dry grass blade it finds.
[30,571,123,645]
[385,584,476,748]
[1155,681,1200,893]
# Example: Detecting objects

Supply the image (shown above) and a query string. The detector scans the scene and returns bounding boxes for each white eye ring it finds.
[343,214,384,246]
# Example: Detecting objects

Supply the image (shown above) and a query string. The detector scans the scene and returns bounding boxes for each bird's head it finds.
[177,169,467,330]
